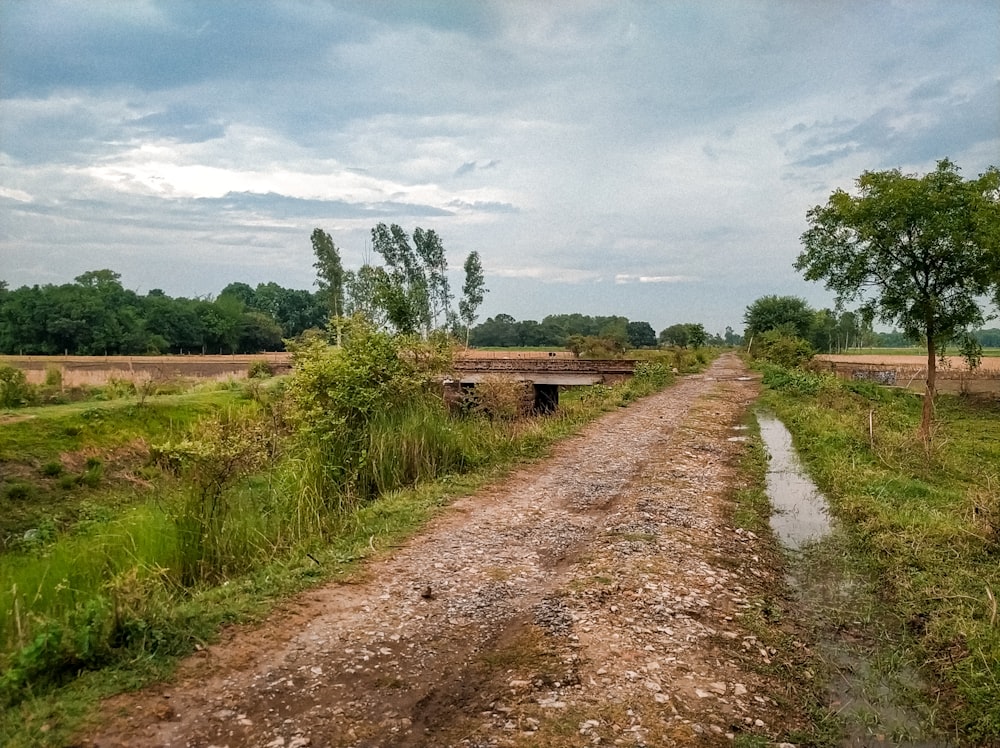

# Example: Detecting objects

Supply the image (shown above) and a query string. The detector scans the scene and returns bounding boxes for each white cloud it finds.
[1,0,997,332]
[615,275,695,285]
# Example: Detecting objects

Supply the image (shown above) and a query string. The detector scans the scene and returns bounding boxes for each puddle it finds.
[756,412,949,748]
[757,415,833,549]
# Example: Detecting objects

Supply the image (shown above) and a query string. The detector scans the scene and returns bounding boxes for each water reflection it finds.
[757,414,833,549]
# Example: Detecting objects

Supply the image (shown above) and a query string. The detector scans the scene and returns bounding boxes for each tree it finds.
[743,295,815,341]
[458,251,487,346]
[311,228,346,344]
[686,323,708,349]
[626,321,656,349]
[796,159,1000,439]
[370,223,431,336]
[659,324,689,348]
[723,326,743,346]
[660,323,708,349]
[413,227,451,330]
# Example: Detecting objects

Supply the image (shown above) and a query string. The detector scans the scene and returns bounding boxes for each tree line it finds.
[744,294,1000,353]
[467,314,743,351]
[0,269,329,356]
[0,222,489,356]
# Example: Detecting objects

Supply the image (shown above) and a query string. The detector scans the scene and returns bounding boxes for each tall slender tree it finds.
[311,228,345,345]
[458,251,486,346]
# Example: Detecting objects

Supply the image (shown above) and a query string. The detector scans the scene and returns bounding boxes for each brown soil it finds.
[83,354,805,748]
[818,353,1000,371]
[0,354,292,387]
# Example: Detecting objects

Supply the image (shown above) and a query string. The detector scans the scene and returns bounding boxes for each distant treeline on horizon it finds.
[2,270,998,355]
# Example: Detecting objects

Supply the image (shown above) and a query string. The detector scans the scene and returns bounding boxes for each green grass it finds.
[759,365,1000,743]
[0,388,259,545]
[0,361,708,746]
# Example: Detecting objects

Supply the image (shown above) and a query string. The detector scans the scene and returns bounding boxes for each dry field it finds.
[817,354,1000,396]
[817,353,1000,370]
[0,354,292,387]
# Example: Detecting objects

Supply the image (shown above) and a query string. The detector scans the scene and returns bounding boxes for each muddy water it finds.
[757,415,833,549]
[755,413,949,748]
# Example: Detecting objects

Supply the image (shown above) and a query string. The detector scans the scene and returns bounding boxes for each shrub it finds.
[466,376,531,420]
[155,410,274,585]
[99,377,136,400]
[752,330,815,368]
[40,461,64,477]
[759,363,833,396]
[248,360,274,379]
[0,365,34,408]
[3,482,35,501]
[285,319,428,504]
[632,361,671,389]
[44,366,63,387]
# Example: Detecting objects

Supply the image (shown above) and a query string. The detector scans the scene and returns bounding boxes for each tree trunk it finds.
[921,337,936,443]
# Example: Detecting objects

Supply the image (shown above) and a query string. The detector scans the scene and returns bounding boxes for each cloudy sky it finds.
[1,1,997,335]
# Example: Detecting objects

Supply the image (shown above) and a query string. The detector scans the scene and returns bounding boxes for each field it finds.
[817,353,1000,396]
[0,354,292,387]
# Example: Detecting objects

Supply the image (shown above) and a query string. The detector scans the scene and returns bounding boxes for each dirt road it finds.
[88,354,801,747]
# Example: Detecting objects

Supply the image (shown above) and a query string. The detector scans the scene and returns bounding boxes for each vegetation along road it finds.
[84,353,813,747]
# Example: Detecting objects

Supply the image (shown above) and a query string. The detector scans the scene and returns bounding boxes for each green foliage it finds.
[285,320,429,503]
[470,313,657,349]
[97,377,136,400]
[154,409,275,584]
[752,329,815,368]
[464,376,531,420]
[44,367,63,387]
[758,363,834,396]
[744,295,816,341]
[658,322,707,349]
[3,482,36,501]
[798,160,1000,350]
[40,461,64,477]
[565,334,627,358]
[0,364,34,408]
[459,250,487,344]
[311,227,346,322]
[247,360,274,379]
[797,159,1000,436]
[631,360,671,389]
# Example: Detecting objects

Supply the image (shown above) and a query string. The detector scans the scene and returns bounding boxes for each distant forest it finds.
[1,270,997,355]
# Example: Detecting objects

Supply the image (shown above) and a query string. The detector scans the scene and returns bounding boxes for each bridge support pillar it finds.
[533,383,559,414]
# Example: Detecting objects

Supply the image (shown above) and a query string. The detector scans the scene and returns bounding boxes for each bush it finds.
[632,361,671,389]
[752,330,815,368]
[248,360,274,379]
[465,376,531,420]
[3,482,35,501]
[44,366,63,387]
[0,365,34,408]
[40,461,64,477]
[759,363,833,396]
[285,320,430,504]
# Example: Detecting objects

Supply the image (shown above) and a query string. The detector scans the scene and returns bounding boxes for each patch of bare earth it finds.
[86,354,798,748]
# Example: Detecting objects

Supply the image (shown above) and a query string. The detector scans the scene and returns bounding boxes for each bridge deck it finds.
[452,357,636,386]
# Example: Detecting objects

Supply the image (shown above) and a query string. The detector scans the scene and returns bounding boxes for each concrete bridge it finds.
[450,356,638,413]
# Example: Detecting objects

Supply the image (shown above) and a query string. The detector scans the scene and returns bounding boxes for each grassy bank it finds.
[0,349,708,746]
[758,365,1000,742]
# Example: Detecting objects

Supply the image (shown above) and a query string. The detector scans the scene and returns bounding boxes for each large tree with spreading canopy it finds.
[796,159,1000,439]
